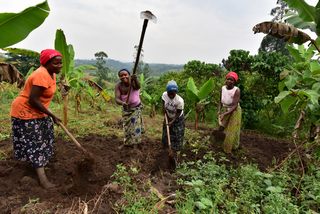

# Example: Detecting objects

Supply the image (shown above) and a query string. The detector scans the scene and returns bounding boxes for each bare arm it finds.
[131,74,140,90]
[163,99,182,126]
[115,83,125,106]
[169,109,182,126]
[218,89,222,114]
[28,85,61,123]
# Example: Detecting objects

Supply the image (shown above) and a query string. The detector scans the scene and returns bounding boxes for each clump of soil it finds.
[0,130,294,213]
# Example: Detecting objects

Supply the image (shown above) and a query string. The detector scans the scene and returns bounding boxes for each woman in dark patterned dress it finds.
[162,80,185,153]
[10,49,62,189]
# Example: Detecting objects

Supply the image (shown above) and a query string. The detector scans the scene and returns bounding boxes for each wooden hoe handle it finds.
[57,122,88,153]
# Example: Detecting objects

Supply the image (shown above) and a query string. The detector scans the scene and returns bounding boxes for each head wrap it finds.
[226,71,238,82]
[118,68,130,76]
[166,80,178,92]
[40,49,62,65]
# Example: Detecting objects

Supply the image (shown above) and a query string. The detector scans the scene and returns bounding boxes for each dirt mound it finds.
[0,134,168,213]
[0,130,294,213]
[182,129,294,171]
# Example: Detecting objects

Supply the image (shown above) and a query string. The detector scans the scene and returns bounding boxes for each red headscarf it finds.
[226,71,238,82]
[40,49,62,65]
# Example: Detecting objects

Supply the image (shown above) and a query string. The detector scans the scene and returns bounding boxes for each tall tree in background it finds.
[222,50,253,72]
[259,0,290,55]
[94,51,109,87]
[133,45,152,78]
[184,60,223,81]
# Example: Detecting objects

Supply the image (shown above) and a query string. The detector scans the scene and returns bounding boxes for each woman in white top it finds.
[162,80,185,151]
[218,71,242,153]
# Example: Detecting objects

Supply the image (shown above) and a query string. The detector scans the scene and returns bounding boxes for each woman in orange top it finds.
[10,49,62,189]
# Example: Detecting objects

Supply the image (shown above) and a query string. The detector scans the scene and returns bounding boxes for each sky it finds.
[0,0,317,64]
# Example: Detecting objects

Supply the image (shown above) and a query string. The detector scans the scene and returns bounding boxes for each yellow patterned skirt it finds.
[220,105,242,153]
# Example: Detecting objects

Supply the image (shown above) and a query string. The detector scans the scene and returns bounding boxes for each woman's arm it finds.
[28,85,61,123]
[168,109,182,126]
[115,83,124,105]
[131,74,141,90]
[218,88,222,115]
[115,83,129,108]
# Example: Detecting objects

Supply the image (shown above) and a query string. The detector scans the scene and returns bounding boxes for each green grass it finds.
[0,85,163,141]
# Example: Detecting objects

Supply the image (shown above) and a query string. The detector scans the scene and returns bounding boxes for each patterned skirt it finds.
[11,117,55,168]
[122,104,144,145]
[162,115,185,151]
[221,106,242,153]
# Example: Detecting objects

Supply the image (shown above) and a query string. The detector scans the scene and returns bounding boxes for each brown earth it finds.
[0,129,294,213]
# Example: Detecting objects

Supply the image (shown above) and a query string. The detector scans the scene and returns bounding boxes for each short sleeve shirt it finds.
[162,92,184,119]
[10,66,56,119]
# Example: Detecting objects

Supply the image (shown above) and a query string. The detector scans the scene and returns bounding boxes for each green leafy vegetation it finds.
[175,154,319,213]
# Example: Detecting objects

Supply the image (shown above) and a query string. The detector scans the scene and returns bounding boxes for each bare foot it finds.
[36,167,57,189]
[41,181,57,189]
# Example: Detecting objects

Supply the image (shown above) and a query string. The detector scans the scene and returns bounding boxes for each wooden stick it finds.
[58,122,88,154]
[164,114,174,157]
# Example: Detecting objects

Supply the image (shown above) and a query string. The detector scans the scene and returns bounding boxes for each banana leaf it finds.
[54,29,70,78]
[0,1,50,48]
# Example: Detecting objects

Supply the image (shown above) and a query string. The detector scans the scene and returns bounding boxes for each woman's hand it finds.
[122,102,129,110]
[131,74,137,79]
[219,113,225,123]
[168,118,175,127]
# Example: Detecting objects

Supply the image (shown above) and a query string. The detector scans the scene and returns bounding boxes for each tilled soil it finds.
[0,130,294,213]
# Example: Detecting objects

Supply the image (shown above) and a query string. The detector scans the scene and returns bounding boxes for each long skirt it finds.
[220,106,242,153]
[11,116,55,168]
[122,104,143,145]
[162,115,185,151]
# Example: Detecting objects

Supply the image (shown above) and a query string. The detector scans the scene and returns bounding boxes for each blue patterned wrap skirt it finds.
[11,116,55,168]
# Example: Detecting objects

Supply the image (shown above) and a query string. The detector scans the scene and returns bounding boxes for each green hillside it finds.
[75,58,183,76]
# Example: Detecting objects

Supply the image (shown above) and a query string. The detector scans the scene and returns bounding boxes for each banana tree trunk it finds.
[195,104,199,130]
[75,93,81,115]
[150,105,156,118]
[63,94,68,125]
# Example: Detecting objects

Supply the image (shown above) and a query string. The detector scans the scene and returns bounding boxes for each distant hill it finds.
[75,59,184,76]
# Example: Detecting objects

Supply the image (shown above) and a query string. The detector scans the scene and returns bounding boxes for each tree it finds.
[94,51,109,86]
[259,35,289,55]
[222,50,253,72]
[132,45,152,78]
[251,51,291,97]
[259,1,290,55]
[141,63,152,79]
[254,0,320,142]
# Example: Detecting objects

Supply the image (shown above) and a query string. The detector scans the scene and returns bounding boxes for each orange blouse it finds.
[10,66,56,120]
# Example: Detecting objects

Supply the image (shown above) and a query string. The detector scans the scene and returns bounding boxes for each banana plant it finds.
[186,77,214,130]
[139,73,159,117]
[0,1,50,48]
[253,0,320,141]
[283,0,320,36]
[274,40,320,141]
[54,29,95,125]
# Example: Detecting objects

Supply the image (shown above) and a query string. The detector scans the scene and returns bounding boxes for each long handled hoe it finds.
[164,114,177,169]
[126,10,157,103]
[57,122,95,162]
